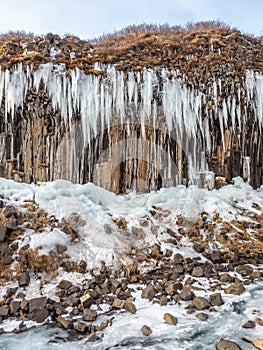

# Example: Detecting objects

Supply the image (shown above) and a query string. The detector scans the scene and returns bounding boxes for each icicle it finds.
[243,156,250,183]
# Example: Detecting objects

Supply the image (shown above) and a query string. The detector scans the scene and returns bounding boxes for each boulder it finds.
[220,273,233,283]
[192,297,210,310]
[165,281,182,295]
[109,278,121,290]
[216,339,242,350]
[210,251,222,264]
[150,244,163,260]
[124,302,137,314]
[159,295,168,306]
[236,265,253,277]
[252,339,263,350]
[28,297,47,313]
[80,293,94,309]
[83,309,97,322]
[141,285,156,301]
[112,298,125,309]
[242,320,255,328]
[141,325,152,336]
[76,322,87,333]
[209,293,224,306]
[163,313,177,325]
[10,300,20,314]
[18,271,30,287]
[179,285,195,301]
[195,312,208,321]
[0,224,7,243]
[256,318,263,326]
[172,253,183,264]
[173,264,184,274]
[0,305,9,317]
[29,308,49,323]
[58,279,72,290]
[57,315,72,329]
[192,266,204,277]
[224,283,245,295]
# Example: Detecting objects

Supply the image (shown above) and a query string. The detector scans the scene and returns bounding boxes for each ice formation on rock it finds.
[0,63,262,191]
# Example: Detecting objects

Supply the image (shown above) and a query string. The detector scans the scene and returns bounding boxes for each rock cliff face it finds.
[0,24,262,192]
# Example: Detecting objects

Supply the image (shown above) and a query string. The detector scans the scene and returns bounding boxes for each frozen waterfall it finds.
[0,63,262,191]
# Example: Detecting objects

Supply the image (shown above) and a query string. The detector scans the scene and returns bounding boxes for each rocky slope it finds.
[0,23,262,192]
[0,177,262,348]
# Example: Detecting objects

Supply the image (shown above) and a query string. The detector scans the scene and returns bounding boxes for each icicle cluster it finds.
[1,63,262,141]
[0,63,262,188]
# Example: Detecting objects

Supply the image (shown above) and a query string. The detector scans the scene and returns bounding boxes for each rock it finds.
[141,325,152,336]
[256,318,263,326]
[150,244,163,260]
[57,316,72,329]
[56,305,66,315]
[10,300,20,314]
[115,217,127,229]
[104,224,112,234]
[83,309,97,322]
[216,339,242,350]
[252,339,263,350]
[6,216,17,230]
[66,294,79,307]
[18,271,30,287]
[209,293,224,306]
[192,266,204,277]
[3,206,16,218]
[109,278,121,290]
[193,243,205,253]
[29,297,47,313]
[172,253,183,264]
[141,285,156,301]
[20,300,29,312]
[76,322,87,333]
[174,264,184,274]
[131,226,145,239]
[87,332,96,342]
[112,298,125,309]
[225,283,245,295]
[80,293,94,309]
[195,312,209,321]
[210,251,222,264]
[29,308,49,323]
[192,297,210,310]
[236,265,253,277]
[0,224,7,243]
[58,279,72,290]
[165,281,183,295]
[242,320,255,328]
[96,321,108,331]
[0,305,9,317]
[179,285,195,301]
[220,273,233,283]
[163,313,177,325]
[159,295,168,306]
[124,302,137,314]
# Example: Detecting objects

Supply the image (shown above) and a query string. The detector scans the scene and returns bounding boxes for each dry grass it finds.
[0,22,261,87]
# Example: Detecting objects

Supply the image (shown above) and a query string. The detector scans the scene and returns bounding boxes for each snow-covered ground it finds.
[0,177,262,349]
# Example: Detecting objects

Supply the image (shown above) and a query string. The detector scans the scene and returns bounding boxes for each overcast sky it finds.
[0,0,262,39]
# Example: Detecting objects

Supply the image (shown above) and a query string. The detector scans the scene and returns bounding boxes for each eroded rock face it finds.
[0,29,262,192]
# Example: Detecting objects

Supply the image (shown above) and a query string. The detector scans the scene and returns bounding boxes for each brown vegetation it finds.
[0,22,261,87]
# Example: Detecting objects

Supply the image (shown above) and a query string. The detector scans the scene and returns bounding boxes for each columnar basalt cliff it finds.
[0,23,262,192]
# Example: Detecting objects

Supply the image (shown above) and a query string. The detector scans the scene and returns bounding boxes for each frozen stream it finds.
[0,284,262,350]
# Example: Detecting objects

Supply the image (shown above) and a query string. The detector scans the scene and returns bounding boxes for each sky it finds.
[0,0,262,39]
